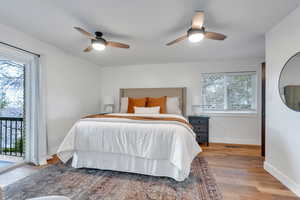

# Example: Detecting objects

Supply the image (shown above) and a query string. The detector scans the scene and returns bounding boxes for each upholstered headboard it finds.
[120,87,187,116]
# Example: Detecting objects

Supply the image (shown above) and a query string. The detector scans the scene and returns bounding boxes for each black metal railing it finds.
[0,117,24,157]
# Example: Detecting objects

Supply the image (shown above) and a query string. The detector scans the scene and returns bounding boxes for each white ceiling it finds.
[0,0,299,67]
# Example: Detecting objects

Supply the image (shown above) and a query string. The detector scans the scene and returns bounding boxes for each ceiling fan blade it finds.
[192,11,205,29]
[107,41,130,49]
[205,32,227,40]
[166,35,188,46]
[74,27,97,40]
[83,46,93,52]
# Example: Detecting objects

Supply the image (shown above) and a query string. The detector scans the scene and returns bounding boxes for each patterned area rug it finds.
[2,156,222,200]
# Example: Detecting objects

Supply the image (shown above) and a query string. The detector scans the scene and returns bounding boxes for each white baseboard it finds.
[264,161,300,197]
[210,137,260,145]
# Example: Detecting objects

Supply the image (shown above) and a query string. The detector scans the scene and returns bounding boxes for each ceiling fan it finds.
[74,27,130,52]
[166,11,227,46]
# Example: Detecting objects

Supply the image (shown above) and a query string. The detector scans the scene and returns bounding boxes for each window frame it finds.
[201,71,258,114]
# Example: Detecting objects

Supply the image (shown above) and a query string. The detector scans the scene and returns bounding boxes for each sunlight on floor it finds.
[0,160,14,168]
[0,155,24,162]
[0,155,24,172]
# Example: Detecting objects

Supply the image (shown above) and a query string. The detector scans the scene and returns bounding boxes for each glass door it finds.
[0,58,25,164]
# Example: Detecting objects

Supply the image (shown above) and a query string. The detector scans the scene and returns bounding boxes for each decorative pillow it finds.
[147,96,167,114]
[120,97,128,113]
[134,106,160,114]
[166,97,182,114]
[127,97,147,113]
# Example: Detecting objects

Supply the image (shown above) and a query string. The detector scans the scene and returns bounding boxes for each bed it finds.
[57,88,201,181]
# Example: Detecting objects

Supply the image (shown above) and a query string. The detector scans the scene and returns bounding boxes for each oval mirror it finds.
[279,52,300,112]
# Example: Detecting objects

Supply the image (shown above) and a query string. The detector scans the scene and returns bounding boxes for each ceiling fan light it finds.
[188,32,204,43]
[92,39,106,51]
[187,28,205,43]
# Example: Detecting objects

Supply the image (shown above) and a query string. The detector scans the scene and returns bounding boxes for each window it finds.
[0,60,24,117]
[201,72,257,113]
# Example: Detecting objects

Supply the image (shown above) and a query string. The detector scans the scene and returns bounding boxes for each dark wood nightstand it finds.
[188,116,210,146]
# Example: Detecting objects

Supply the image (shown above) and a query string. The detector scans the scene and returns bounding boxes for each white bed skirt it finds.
[71,151,190,181]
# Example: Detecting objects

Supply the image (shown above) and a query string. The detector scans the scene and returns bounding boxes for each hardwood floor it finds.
[0,143,299,199]
[201,143,299,200]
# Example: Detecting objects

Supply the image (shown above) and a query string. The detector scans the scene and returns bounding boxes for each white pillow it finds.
[166,97,182,114]
[120,97,128,113]
[134,106,160,114]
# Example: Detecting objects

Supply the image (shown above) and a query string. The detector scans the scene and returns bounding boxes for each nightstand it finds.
[188,116,210,146]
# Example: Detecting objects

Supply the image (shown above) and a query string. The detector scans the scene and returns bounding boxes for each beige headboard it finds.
[120,87,187,116]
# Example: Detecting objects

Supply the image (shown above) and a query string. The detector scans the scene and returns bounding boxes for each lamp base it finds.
[104,105,113,113]
[192,106,202,116]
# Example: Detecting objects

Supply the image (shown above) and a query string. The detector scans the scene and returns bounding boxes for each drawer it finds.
[193,125,208,133]
[196,135,208,143]
[196,132,208,137]
[189,117,208,125]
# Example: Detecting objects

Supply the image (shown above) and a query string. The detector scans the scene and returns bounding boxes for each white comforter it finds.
[57,113,201,179]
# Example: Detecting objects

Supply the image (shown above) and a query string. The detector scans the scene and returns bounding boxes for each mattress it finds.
[57,113,201,181]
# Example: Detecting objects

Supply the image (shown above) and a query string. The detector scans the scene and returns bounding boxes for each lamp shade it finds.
[192,96,201,106]
[103,96,114,105]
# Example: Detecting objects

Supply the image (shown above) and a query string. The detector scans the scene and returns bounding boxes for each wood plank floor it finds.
[0,143,299,199]
[201,143,299,200]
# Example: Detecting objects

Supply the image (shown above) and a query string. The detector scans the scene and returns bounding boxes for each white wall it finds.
[265,6,300,196]
[0,23,102,155]
[99,60,262,145]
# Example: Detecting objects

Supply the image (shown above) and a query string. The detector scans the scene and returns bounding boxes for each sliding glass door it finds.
[0,43,47,166]
[0,57,25,159]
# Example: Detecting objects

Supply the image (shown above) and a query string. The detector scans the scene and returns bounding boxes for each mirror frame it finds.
[278,51,300,112]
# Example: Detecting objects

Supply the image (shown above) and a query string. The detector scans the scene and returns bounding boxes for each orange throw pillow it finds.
[127,97,147,113]
[147,96,167,114]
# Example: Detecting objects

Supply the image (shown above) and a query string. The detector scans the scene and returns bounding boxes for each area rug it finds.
[2,156,222,200]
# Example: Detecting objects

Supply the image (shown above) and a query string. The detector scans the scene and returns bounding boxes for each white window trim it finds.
[198,111,259,118]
